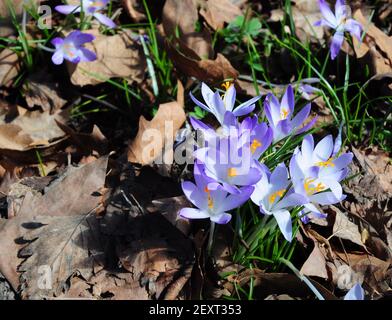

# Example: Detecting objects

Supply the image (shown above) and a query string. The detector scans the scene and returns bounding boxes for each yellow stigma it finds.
[221,81,232,91]
[281,108,289,119]
[304,178,325,195]
[269,189,286,204]
[250,139,262,154]
[316,158,335,168]
[204,186,214,209]
[227,167,238,177]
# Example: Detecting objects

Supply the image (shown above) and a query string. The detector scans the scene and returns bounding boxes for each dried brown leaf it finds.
[67,29,146,86]
[122,0,146,22]
[0,157,108,290]
[23,71,67,112]
[127,83,186,165]
[200,0,242,31]
[162,0,213,59]
[0,107,69,152]
[167,41,239,84]
[0,49,20,87]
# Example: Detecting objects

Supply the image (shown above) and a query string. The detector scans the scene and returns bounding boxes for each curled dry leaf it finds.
[162,0,213,59]
[199,0,243,31]
[0,49,20,88]
[67,29,146,86]
[122,0,146,22]
[0,107,69,152]
[127,81,186,165]
[167,41,239,84]
[23,71,68,113]
[329,206,367,250]
[0,157,108,290]
[351,9,392,75]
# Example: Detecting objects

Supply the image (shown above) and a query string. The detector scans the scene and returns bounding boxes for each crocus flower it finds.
[190,82,261,126]
[264,85,316,142]
[314,0,362,60]
[344,283,364,300]
[194,129,264,194]
[55,0,116,28]
[289,133,352,220]
[179,164,254,224]
[225,113,273,160]
[250,163,307,241]
[51,31,96,65]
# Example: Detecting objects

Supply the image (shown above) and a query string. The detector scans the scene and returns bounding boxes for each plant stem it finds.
[279,258,325,300]
[207,221,216,255]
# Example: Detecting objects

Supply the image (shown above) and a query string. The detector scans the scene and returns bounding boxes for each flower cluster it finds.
[179,81,353,242]
[50,0,116,65]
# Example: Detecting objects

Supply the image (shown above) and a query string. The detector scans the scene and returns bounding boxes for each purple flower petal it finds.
[73,33,96,46]
[344,19,362,41]
[221,186,254,212]
[282,85,294,114]
[318,0,337,27]
[93,13,116,28]
[190,91,211,113]
[301,134,314,159]
[179,208,209,220]
[291,103,311,130]
[51,50,64,65]
[51,37,64,48]
[55,5,81,15]
[210,213,232,224]
[330,31,344,60]
[335,0,347,22]
[272,209,292,242]
[233,95,261,117]
[274,193,308,211]
[295,115,317,135]
[79,48,97,62]
[344,283,364,300]
[314,134,333,161]
[181,181,206,209]
[223,85,236,112]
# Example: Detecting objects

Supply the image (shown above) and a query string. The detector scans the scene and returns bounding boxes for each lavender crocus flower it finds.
[190,82,261,126]
[289,133,353,220]
[194,130,263,194]
[51,31,96,65]
[55,0,116,28]
[250,163,307,241]
[228,113,273,160]
[314,0,362,60]
[179,164,254,224]
[264,85,316,142]
[344,283,364,300]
